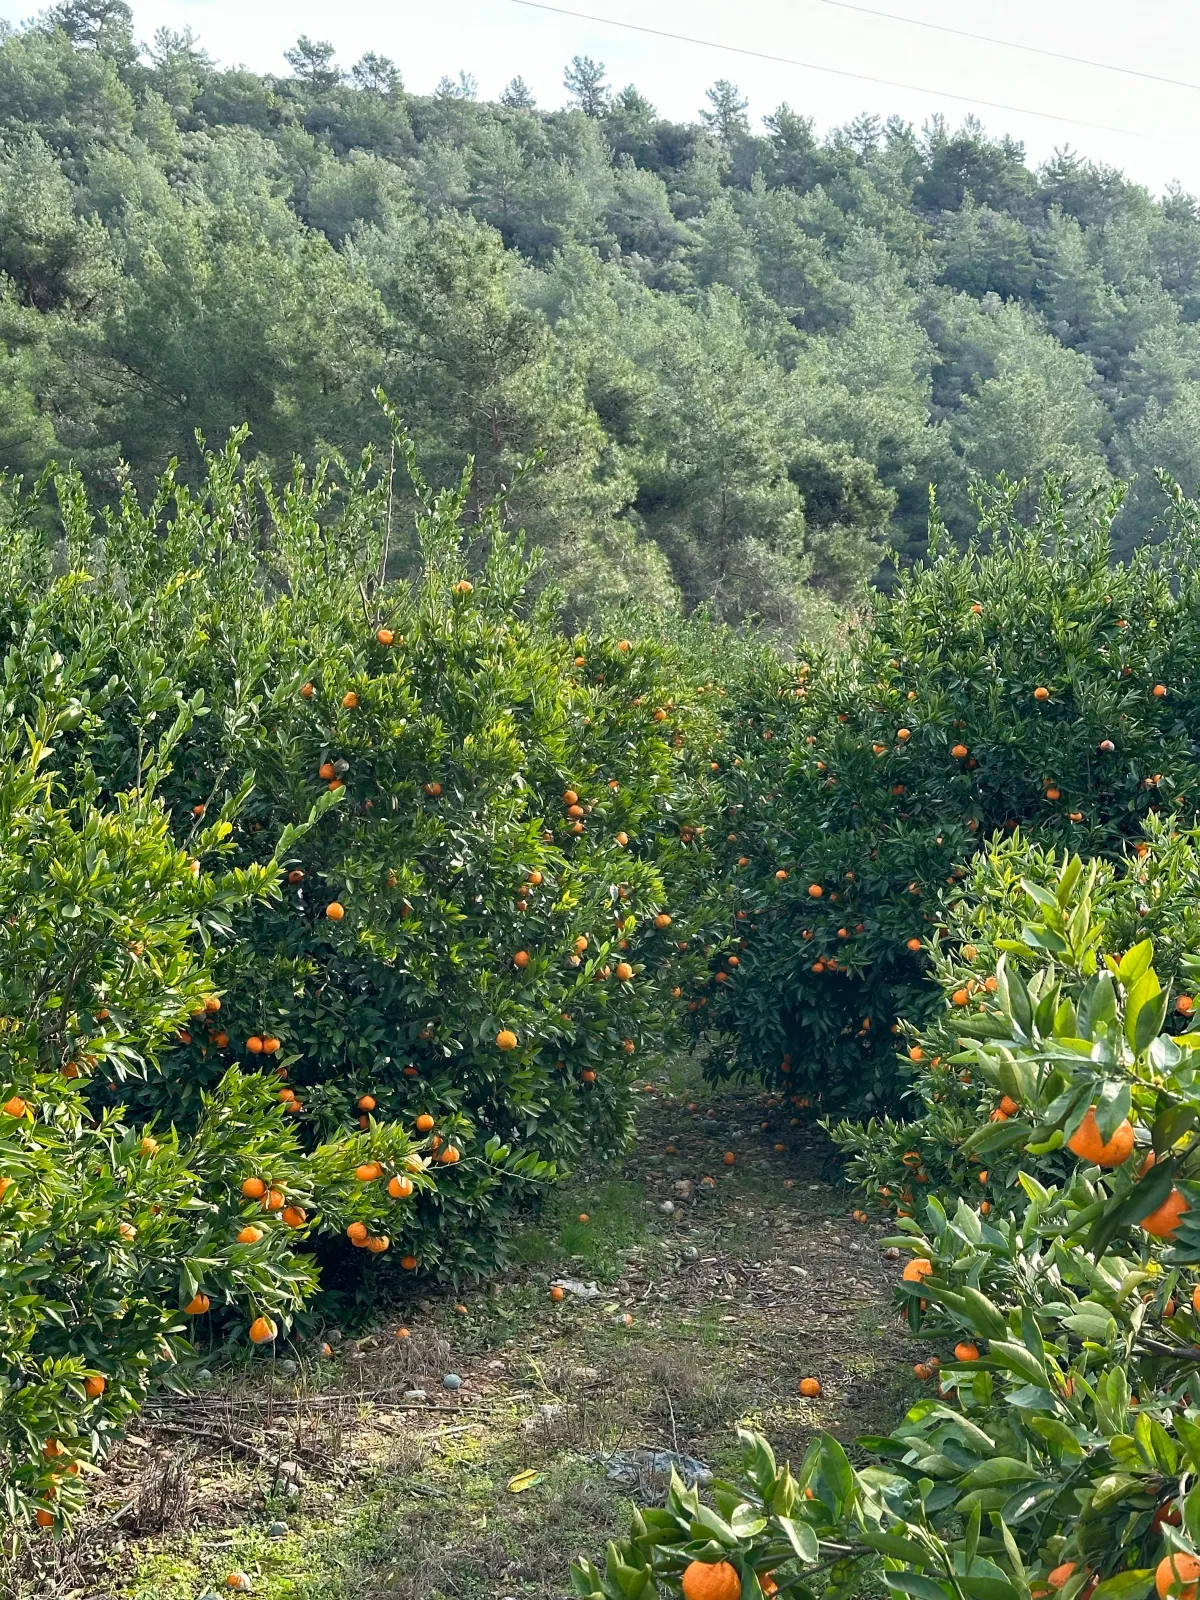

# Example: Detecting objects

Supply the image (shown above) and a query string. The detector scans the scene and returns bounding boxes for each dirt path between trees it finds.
[9,1062,916,1600]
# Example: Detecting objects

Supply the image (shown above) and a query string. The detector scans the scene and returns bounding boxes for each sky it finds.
[4,0,1200,193]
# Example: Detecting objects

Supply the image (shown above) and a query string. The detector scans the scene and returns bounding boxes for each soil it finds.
[4,1062,918,1600]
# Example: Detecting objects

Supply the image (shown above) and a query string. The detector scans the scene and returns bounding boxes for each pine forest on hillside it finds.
[6,2,1200,631]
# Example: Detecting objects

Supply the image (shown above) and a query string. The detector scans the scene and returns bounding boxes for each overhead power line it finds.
[810,0,1200,98]
[507,0,1171,144]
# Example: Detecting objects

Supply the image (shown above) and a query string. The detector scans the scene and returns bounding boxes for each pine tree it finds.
[284,36,342,93]
[501,76,537,110]
[350,53,401,94]
[563,56,610,117]
[700,80,749,145]
[50,0,134,63]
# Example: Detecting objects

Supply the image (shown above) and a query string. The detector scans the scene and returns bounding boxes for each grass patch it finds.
[510,1174,649,1279]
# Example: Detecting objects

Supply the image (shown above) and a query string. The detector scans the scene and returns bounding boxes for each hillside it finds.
[4,2,1200,625]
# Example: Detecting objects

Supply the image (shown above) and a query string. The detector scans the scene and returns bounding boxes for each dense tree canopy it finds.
[0,13,1195,624]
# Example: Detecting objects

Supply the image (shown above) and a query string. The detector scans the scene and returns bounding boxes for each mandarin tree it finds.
[694,479,1200,1113]
[0,700,432,1530]
[4,415,714,1284]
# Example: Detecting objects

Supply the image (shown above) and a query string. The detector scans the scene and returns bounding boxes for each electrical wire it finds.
[507,0,1173,143]
[809,0,1200,98]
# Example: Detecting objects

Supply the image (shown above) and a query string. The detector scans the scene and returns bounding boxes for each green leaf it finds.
[957,1016,1021,1041]
[738,1426,777,1494]
[1094,1081,1132,1144]
[1026,1417,1084,1456]
[777,1516,820,1563]
[1058,855,1085,904]
[1079,972,1117,1038]
[1153,1106,1196,1156]
[957,1580,1021,1600]
[814,1432,856,1513]
[1134,983,1170,1056]
[1021,880,1059,912]
[962,1287,1009,1341]
[1019,1305,1045,1368]
[1061,1307,1117,1342]
[960,1120,1033,1157]
[984,1342,1049,1388]
[690,1505,738,1546]
[861,1530,933,1564]
[883,1576,954,1600]
[1118,942,1154,987]
[729,1504,767,1539]
[1175,1416,1200,1472]
[957,1457,1041,1489]
[1088,1573,1154,1600]
[1123,970,1159,1055]
[997,957,1033,1037]
[1184,1481,1200,1546]
[1149,1034,1183,1074]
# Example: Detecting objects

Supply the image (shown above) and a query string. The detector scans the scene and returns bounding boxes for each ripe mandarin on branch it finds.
[1066,1107,1135,1168]
[1157,1555,1200,1600]
[680,1561,741,1600]
[902,1257,934,1283]
[1140,1188,1189,1240]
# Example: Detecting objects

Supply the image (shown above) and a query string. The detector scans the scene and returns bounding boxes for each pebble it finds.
[659,1200,676,1214]
[267,1521,288,1538]
[683,1245,699,1260]
[443,1373,463,1390]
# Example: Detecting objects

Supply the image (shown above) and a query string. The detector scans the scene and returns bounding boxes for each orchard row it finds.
[10,445,1200,1536]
